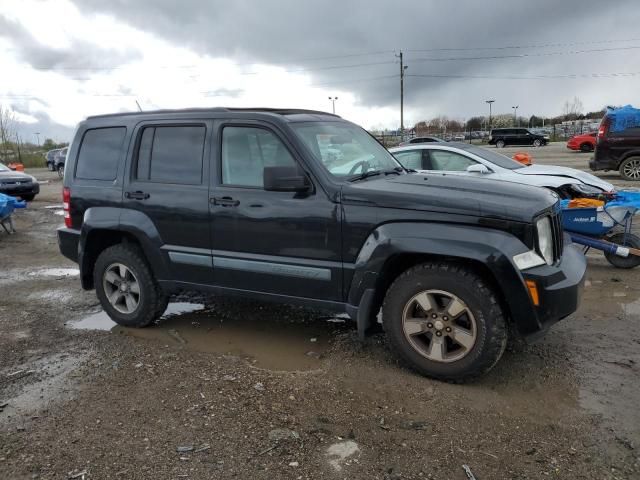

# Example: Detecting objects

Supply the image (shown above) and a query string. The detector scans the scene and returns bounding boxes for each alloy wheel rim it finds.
[103,263,141,314]
[623,160,640,179]
[401,289,477,363]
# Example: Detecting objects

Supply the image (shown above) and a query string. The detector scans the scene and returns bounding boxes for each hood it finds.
[0,170,35,182]
[342,172,557,222]
[515,165,614,191]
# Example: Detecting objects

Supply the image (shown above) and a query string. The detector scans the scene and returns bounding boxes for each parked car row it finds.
[46,147,68,177]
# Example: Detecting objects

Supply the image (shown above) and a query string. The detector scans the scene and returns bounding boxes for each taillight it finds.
[62,187,72,228]
[597,119,609,139]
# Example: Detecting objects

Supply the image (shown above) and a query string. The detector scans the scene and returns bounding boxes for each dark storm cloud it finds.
[13,109,75,143]
[0,15,141,73]
[65,0,640,113]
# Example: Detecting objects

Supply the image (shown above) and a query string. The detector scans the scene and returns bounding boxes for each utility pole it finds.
[397,51,408,138]
[485,99,495,132]
[512,105,519,126]
[34,132,40,146]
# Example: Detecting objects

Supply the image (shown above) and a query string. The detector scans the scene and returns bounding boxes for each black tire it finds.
[94,244,167,327]
[47,162,55,172]
[619,156,640,181]
[496,140,505,148]
[21,194,35,202]
[57,164,64,178]
[382,262,507,382]
[604,233,640,269]
[533,139,542,147]
[580,143,593,153]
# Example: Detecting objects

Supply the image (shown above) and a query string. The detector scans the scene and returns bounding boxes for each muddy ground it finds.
[1,146,639,479]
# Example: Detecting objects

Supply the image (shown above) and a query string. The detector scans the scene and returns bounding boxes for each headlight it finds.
[536,216,553,265]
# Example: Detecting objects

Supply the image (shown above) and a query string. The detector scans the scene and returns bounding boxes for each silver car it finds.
[390,142,614,197]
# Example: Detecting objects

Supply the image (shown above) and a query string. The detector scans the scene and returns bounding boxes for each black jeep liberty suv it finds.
[58,108,586,381]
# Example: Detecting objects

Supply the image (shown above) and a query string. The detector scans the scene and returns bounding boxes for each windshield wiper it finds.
[348,167,404,182]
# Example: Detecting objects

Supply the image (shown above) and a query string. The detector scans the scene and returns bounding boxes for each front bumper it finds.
[518,241,587,341]
[0,183,40,198]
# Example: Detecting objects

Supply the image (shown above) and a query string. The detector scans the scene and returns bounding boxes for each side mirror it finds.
[264,166,311,192]
[466,164,490,174]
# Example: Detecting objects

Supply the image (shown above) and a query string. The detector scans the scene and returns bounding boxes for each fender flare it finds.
[346,222,538,337]
[79,207,171,288]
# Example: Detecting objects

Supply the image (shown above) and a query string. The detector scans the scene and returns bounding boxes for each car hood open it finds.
[342,172,557,223]
[514,165,614,192]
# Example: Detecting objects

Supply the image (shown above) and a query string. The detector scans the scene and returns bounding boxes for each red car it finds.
[567,132,597,152]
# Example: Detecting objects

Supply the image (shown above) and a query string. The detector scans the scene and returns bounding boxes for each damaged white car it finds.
[390,143,614,198]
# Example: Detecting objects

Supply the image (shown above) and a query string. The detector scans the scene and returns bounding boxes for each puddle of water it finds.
[27,288,74,303]
[28,268,79,278]
[70,302,205,331]
[53,210,64,216]
[44,204,63,209]
[70,302,339,371]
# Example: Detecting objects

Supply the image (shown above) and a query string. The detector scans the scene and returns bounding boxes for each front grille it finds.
[550,210,564,262]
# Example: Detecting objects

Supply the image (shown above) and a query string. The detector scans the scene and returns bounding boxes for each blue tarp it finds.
[607,105,640,133]
[0,193,26,218]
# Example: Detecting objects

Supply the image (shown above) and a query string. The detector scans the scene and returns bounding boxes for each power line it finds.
[404,37,640,53]
[406,45,640,63]
[406,71,640,80]
[1,74,401,100]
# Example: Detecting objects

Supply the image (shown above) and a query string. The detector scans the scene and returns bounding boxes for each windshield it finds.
[291,122,402,178]
[0,163,9,172]
[463,145,525,170]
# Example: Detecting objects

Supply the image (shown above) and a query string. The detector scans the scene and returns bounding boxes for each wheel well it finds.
[82,229,141,289]
[372,253,512,324]
[617,153,640,169]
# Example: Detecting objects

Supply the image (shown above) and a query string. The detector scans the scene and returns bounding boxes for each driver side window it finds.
[221,126,297,188]
[429,150,477,171]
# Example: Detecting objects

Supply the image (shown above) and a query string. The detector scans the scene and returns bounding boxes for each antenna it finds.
[135,100,143,112]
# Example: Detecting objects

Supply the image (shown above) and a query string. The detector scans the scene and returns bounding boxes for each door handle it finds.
[125,191,150,200]
[211,196,240,207]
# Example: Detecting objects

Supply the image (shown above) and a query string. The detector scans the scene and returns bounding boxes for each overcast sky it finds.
[1,0,640,143]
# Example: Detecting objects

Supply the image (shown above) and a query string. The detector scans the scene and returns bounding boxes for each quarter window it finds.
[135,125,205,185]
[393,150,423,170]
[75,127,126,181]
[221,126,297,187]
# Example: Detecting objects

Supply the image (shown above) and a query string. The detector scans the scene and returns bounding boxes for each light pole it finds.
[328,96,338,114]
[512,105,519,126]
[396,51,408,138]
[34,132,40,146]
[485,99,495,132]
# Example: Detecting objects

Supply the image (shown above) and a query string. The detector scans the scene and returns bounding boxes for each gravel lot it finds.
[1,145,639,479]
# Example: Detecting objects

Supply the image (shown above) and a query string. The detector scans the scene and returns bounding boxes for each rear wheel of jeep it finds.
[533,139,542,147]
[496,140,505,148]
[382,262,507,382]
[94,244,167,327]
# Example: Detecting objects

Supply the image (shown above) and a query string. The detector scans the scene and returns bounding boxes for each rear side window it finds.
[135,125,205,185]
[75,127,126,181]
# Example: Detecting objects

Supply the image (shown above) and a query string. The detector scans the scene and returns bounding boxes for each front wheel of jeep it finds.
[382,262,507,382]
[94,244,166,328]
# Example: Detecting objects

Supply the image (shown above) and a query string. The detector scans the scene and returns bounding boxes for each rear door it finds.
[122,120,213,284]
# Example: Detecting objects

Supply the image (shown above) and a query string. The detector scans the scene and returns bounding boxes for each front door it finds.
[209,122,342,302]
[123,120,213,284]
